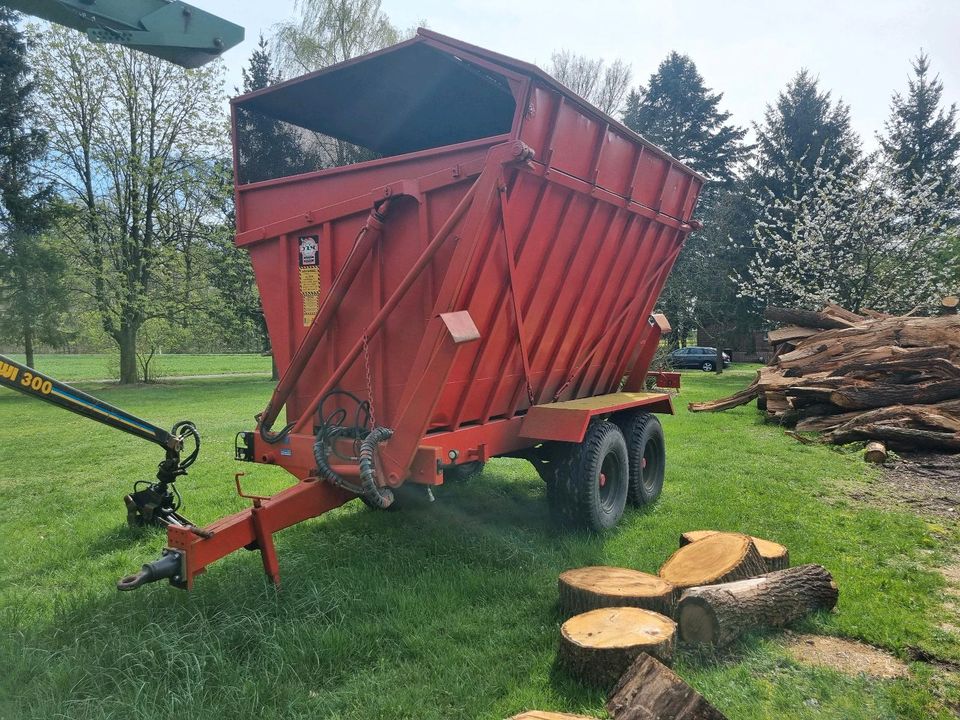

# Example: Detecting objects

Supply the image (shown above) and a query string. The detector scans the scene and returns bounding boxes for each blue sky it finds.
[203,0,959,150]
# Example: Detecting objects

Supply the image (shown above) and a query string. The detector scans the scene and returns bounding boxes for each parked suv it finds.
[667,346,732,372]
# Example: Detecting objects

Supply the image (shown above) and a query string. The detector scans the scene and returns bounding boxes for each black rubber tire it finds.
[617,412,666,506]
[701,361,715,372]
[443,460,485,483]
[549,421,629,531]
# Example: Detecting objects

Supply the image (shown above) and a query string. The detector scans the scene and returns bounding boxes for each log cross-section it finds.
[659,532,767,589]
[559,607,676,688]
[679,531,790,572]
[558,566,678,617]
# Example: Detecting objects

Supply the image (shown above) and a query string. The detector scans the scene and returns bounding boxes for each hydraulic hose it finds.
[312,433,365,496]
[359,427,395,509]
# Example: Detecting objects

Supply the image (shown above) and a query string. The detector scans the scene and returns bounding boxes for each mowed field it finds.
[1,360,958,719]
[2,353,272,381]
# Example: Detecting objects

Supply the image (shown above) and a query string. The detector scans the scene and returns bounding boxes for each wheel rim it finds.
[598,451,622,513]
[702,362,712,371]
[641,436,663,494]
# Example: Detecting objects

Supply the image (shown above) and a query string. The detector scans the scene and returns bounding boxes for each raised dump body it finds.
[126,30,704,590]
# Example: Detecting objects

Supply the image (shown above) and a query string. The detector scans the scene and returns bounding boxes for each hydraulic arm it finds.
[1,0,243,69]
[0,354,201,528]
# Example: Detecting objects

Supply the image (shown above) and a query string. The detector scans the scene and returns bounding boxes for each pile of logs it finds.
[690,305,960,455]
[512,531,838,720]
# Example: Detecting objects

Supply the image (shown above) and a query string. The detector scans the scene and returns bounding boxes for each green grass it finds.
[0,367,958,719]
[1,353,271,381]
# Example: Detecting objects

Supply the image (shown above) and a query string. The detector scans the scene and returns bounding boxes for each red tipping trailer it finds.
[120,29,703,591]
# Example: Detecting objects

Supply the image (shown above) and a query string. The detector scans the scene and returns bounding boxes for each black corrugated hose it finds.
[359,426,395,508]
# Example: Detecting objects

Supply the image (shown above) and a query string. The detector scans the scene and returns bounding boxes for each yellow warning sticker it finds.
[300,266,320,326]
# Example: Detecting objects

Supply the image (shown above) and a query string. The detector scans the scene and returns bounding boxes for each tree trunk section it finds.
[764,306,852,330]
[559,566,678,618]
[559,607,676,689]
[23,322,34,369]
[864,441,887,464]
[678,531,789,572]
[606,653,727,720]
[118,325,139,384]
[676,564,838,648]
[659,533,766,589]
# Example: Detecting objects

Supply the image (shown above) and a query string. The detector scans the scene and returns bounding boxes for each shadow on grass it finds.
[6,464,615,719]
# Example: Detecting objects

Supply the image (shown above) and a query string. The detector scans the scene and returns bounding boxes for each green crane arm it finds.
[2,0,243,68]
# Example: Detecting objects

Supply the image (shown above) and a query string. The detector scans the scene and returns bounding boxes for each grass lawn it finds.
[1,367,958,719]
[1,353,272,382]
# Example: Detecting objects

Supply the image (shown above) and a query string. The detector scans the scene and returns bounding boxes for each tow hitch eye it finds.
[117,549,183,591]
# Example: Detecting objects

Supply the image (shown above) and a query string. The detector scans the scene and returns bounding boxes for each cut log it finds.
[677,564,839,648]
[764,306,853,330]
[509,713,599,720]
[605,653,727,720]
[942,295,959,315]
[659,533,766,589]
[679,531,789,572]
[559,607,676,688]
[828,378,960,410]
[821,303,867,324]
[826,424,960,452]
[558,566,678,617]
[864,441,887,464]
[688,379,758,412]
[767,325,820,345]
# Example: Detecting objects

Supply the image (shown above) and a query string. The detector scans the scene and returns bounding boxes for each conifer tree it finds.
[623,52,748,197]
[752,70,861,202]
[880,52,960,206]
[236,35,318,183]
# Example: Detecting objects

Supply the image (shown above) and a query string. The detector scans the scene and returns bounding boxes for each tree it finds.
[273,0,399,75]
[32,31,227,383]
[0,10,65,367]
[549,50,631,116]
[879,52,960,209]
[236,35,319,184]
[752,70,861,204]
[272,0,403,167]
[623,52,751,356]
[623,52,749,197]
[738,155,958,314]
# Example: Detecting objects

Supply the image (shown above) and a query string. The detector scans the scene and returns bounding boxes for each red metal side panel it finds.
[239,77,701,476]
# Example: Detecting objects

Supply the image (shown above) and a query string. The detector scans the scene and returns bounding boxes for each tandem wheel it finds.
[545,420,630,532]
[616,411,666,506]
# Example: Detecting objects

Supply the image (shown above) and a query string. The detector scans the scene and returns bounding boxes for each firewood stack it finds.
[689,304,960,453]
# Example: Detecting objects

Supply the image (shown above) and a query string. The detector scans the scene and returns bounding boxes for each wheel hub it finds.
[599,472,607,488]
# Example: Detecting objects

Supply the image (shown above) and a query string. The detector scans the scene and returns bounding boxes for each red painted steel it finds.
[158,29,703,588]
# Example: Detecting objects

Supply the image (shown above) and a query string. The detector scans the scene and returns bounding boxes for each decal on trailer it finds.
[298,235,320,326]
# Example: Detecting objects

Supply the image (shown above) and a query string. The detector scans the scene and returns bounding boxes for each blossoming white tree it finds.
[738,154,958,314]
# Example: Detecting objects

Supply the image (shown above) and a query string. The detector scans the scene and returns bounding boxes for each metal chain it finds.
[361,331,377,430]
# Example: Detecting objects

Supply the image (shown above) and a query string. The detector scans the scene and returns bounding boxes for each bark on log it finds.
[510,713,599,720]
[767,325,820,345]
[676,564,839,648]
[679,531,789,572]
[558,566,678,618]
[659,533,767,589]
[764,306,853,330]
[688,380,759,412]
[559,607,676,688]
[821,303,867,324]
[826,424,960,451]
[605,653,727,720]
[864,441,887,463]
[828,378,960,410]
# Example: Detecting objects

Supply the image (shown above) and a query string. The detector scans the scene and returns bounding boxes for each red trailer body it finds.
[151,30,703,590]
